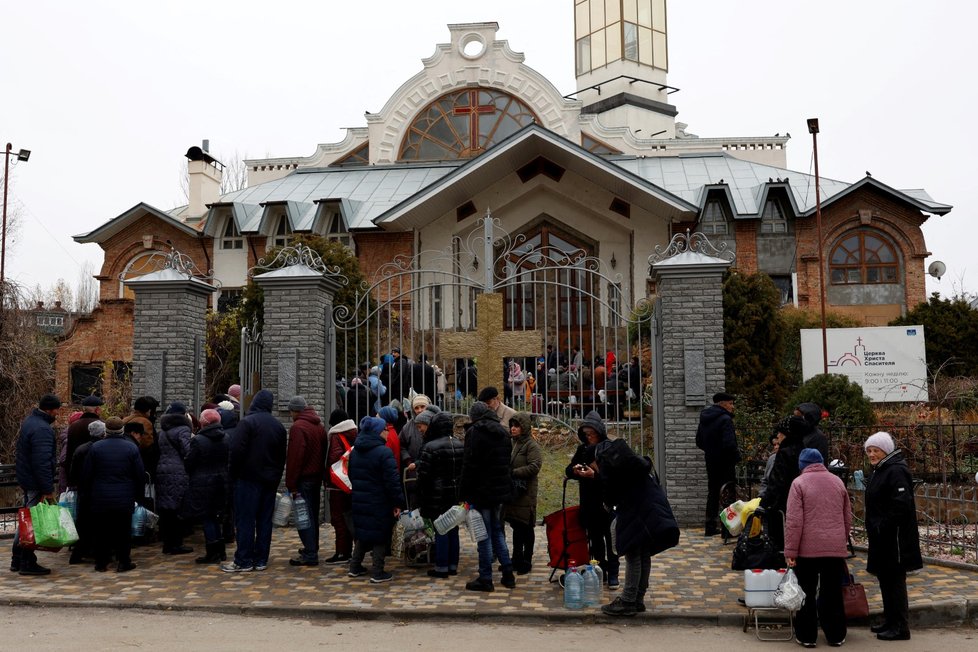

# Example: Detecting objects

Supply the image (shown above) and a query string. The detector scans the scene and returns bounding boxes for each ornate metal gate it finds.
[238,321,263,417]
[332,214,656,455]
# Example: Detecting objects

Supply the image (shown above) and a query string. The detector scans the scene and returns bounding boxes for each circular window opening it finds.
[460,34,486,59]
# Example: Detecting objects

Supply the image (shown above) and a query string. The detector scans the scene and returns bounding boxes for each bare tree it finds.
[75,260,98,313]
[50,278,73,310]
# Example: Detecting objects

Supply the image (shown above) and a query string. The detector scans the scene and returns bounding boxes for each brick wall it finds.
[54,299,134,407]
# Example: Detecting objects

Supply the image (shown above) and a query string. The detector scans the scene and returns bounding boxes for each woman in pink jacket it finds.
[784,448,852,648]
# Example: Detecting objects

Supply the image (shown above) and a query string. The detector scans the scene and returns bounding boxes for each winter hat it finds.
[798,448,824,470]
[358,416,387,438]
[477,386,499,402]
[414,405,441,427]
[412,394,431,409]
[227,384,242,399]
[712,392,735,403]
[104,417,125,435]
[218,400,234,411]
[327,418,357,435]
[165,401,188,415]
[864,431,895,455]
[200,409,221,427]
[39,393,62,410]
[88,420,106,438]
[389,399,403,413]
[288,395,307,412]
[328,408,350,427]
[378,406,399,424]
[68,411,83,424]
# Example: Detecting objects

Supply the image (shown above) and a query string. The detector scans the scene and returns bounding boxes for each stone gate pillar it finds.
[126,265,214,414]
[253,254,343,422]
[650,232,733,528]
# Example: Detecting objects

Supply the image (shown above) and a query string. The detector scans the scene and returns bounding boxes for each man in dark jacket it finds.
[345,377,372,424]
[795,402,830,463]
[759,414,809,556]
[284,396,327,566]
[68,419,109,565]
[82,416,145,572]
[11,393,61,575]
[223,389,287,572]
[461,400,515,592]
[695,392,741,537]
[348,416,404,583]
[63,395,103,483]
[566,410,620,587]
[157,401,193,555]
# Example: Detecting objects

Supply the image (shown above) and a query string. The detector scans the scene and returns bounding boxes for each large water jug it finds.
[434,504,467,535]
[582,564,602,607]
[293,494,311,530]
[466,507,488,543]
[272,492,292,527]
[131,505,146,538]
[589,558,604,587]
[744,568,786,607]
[564,563,584,610]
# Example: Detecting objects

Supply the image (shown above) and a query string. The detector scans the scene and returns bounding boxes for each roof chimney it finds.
[186,140,224,218]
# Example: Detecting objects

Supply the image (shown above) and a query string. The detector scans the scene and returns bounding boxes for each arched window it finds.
[829,230,899,285]
[398,88,538,161]
[760,199,788,233]
[699,199,729,235]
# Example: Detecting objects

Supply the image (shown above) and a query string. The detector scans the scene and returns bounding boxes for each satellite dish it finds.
[927,260,946,280]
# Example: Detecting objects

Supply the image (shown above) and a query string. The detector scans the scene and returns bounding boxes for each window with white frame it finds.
[271,215,291,248]
[608,282,623,327]
[326,212,353,250]
[221,218,243,249]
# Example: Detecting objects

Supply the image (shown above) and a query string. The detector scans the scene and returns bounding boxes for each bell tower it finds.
[574,0,678,138]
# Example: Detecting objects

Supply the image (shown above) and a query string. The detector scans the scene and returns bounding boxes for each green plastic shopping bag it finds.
[30,502,79,548]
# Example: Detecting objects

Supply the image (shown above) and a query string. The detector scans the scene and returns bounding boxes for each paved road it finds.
[2,606,976,651]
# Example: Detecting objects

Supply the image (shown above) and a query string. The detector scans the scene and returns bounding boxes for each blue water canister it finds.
[582,564,602,607]
[293,494,311,530]
[564,563,584,610]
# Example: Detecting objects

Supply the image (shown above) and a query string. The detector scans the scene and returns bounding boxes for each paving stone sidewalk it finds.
[3,526,978,626]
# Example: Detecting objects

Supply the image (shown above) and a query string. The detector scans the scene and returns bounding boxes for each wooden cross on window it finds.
[453,90,496,153]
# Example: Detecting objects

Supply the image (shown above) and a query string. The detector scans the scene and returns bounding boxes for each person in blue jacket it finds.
[347,416,405,583]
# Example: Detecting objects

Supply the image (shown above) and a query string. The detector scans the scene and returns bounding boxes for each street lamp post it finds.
[2,142,32,285]
[807,119,828,375]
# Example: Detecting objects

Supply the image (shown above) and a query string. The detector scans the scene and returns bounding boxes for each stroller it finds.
[542,478,590,584]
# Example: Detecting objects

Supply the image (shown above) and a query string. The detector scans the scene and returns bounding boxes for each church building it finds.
[62,1,950,404]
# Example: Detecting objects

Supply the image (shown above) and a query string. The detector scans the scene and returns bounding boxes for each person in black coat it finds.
[157,402,194,555]
[565,410,620,587]
[67,420,108,565]
[185,409,229,564]
[864,432,922,641]
[82,416,145,572]
[416,411,464,578]
[758,414,808,558]
[224,388,287,572]
[795,402,830,463]
[345,377,372,425]
[596,439,680,616]
[462,401,515,592]
[348,416,404,583]
[695,392,741,537]
[11,393,61,576]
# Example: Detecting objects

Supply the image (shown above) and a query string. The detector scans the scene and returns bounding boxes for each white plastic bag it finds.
[719,500,746,536]
[773,568,806,611]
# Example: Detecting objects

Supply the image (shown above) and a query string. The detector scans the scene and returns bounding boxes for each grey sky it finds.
[3,0,975,301]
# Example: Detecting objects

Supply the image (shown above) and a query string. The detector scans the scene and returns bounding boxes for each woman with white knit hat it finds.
[863,431,922,641]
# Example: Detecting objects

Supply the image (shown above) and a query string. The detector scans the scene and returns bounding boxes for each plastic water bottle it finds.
[589,558,604,588]
[564,563,584,610]
[582,564,602,607]
[273,492,292,527]
[434,504,467,535]
[466,507,489,543]
[131,505,145,537]
[293,495,311,530]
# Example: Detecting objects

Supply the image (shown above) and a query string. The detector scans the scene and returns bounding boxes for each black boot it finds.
[195,542,225,564]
